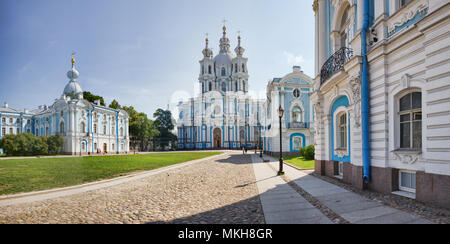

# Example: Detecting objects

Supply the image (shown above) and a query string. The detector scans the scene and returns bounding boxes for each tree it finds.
[47,134,64,155]
[153,109,176,149]
[83,91,105,106]
[109,99,121,109]
[123,106,159,151]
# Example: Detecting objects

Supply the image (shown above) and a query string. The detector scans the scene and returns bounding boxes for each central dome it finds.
[214,52,235,67]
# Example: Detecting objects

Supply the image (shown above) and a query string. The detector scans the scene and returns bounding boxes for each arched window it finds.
[242,64,245,72]
[209,82,212,91]
[208,65,212,74]
[80,122,85,133]
[35,128,38,136]
[235,81,238,91]
[60,122,65,135]
[221,67,226,76]
[340,6,351,48]
[112,125,115,135]
[235,64,238,73]
[2,127,5,136]
[337,113,347,149]
[45,127,49,136]
[94,124,97,134]
[202,66,204,75]
[202,83,205,93]
[399,92,422,149]
[221,82,227,92]
[292,107,302,123]
[120,127,124,137]
[103,125,107,135]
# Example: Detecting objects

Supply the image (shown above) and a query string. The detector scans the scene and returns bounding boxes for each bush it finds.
[0,133,64,156]
[303,145,315,160]
[299,147,306,157]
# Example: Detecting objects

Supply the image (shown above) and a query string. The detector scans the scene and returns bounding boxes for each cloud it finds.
[283,51,305,65]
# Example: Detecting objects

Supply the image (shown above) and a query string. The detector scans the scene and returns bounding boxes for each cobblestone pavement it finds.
[0,152,265,224]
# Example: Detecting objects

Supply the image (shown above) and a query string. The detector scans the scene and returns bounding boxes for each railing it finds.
[288,122,309,129]
[320,47,353,85]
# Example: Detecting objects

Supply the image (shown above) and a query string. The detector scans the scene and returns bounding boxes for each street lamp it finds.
[278,106,285,176]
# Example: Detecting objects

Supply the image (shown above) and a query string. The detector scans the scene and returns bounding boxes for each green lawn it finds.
[284,156,315,169]
[0,151,222,195]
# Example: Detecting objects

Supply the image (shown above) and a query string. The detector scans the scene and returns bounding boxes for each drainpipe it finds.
[362,0,371,184]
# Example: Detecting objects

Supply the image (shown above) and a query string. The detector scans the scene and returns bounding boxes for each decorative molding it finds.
[335,149,348,158]
[393,150,422,165]
[349,74,361,128]
[388,2,428,35]
[400,73,411,89]
[313,0,318,13]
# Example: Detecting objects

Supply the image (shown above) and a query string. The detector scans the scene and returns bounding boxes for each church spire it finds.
[235,32,245,57]
[202,33,213,58]
[219,20,230,53]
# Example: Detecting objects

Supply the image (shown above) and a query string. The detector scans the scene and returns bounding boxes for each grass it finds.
[284,155,315,169]
[0,151,222,195]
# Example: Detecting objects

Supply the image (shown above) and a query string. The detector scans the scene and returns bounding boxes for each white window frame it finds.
[338,162,344,176]
[399,170,416,193]
[396,89,422,151]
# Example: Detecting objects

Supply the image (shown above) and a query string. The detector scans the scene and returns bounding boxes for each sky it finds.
[0,0,315,118]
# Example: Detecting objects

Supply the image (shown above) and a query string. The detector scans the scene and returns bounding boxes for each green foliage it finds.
[122,106,160,151]
[303,145,315,160]
[299,147,306,157]
[109,99,121,109]
[0,133,64,156]
[83,91,105,106]
[47,134,64,155]
[153,109,176,148]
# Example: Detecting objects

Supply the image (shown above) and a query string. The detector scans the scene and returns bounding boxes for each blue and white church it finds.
[177,25,265,149]
[0,55,130,155]
[177,25,316,153]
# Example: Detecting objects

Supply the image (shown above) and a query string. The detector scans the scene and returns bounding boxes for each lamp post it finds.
[278,106,285,176]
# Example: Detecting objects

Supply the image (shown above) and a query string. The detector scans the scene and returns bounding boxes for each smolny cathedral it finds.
[177,25,315,154]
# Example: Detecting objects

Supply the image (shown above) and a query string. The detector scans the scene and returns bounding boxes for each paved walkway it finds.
[251,155,332,224]
[252,154,433,224]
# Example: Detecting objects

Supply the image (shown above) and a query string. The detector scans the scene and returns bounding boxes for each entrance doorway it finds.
[103,143,107,153]
[213,128,221,148]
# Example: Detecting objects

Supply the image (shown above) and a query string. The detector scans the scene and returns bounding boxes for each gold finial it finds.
[71,51,76,67]
[222,18,227,33]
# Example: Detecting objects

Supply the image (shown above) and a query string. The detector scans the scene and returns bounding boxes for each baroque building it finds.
[263,66,315,156]
[177,25,316,154]
[311,0,449,208]
[0,56,130,155]
[177,25,265,149]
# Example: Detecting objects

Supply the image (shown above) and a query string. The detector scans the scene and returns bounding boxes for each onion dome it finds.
[202,37,213,58]
[235,35,245,57]
[63,54,83,99]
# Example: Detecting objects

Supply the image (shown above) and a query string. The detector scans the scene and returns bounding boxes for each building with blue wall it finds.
[262,66,315,156]
[311,0,450,208]
[0,56,130,155]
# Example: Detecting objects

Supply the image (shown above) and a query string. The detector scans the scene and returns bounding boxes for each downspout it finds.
[361,0,371,183]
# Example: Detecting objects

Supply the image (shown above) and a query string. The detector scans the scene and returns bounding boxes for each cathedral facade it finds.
[0,57,130,155]
[177,26,265,150]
